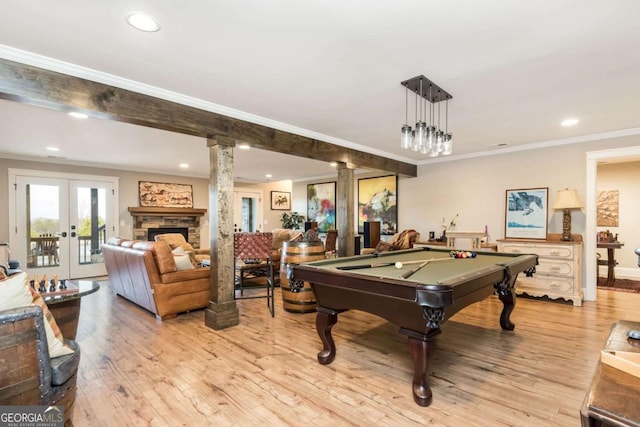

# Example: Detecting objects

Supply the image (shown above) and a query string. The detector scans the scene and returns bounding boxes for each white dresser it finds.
[497,237,583,306]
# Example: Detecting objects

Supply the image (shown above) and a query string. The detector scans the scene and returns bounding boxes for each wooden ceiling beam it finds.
[0,58,417,177]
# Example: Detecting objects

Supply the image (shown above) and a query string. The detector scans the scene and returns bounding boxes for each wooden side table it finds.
[581,320,640,426]
[597,241,624,287]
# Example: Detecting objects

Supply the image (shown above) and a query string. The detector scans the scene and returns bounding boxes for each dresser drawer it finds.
[516,276,574,295]
[536,259,575,276]
[500,243,574,259]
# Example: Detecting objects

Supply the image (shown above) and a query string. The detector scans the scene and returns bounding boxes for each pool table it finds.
[289,247,538,407]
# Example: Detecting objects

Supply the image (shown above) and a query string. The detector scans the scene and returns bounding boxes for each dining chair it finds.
[324,230,338,258]
[233,232,275,317]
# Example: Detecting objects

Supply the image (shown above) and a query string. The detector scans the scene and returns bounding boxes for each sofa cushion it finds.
[50,339,81,386]
[172,246,198,267]
[0,271,32,309]
[174,254,195,271]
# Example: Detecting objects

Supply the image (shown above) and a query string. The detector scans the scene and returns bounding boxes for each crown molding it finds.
[418,127,640,165]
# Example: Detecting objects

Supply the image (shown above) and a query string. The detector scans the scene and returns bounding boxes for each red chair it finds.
[233,232,275,317]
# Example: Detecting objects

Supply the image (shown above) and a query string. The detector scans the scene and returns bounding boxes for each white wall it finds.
[257,180,294,231]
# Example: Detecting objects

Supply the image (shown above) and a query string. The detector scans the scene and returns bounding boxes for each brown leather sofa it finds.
[102,237,210,320]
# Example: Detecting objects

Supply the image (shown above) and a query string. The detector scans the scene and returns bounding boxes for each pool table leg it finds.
[497,287,516,331]
[402,327,441,407]
[316,307,338,365]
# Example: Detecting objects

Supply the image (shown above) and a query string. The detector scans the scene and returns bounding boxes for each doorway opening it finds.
[585,145,640,301]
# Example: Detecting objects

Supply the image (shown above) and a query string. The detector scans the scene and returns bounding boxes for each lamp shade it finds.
[552,189,583,210]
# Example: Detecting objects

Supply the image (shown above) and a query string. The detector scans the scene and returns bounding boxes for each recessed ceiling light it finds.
[561,118,579,127]
[68,112,88,119]
[127,13,160,32]
[46,147,60,152]
[265,174,273,178]
[329,162,338,167]
[238,143,251,150]
[179,163,189,169]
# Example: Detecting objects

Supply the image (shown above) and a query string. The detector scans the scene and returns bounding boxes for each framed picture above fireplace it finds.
[139,181,193,208]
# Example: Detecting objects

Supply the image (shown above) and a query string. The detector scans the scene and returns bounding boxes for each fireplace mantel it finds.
[128,207,207,228]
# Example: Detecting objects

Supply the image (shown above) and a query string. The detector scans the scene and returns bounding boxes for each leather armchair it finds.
[0,306,80,425]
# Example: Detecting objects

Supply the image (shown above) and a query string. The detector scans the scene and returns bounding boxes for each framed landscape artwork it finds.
[271,191,291,210]
[358,175,397,235]
[307,182,336,232]
[139,181,193,208]
[505,187,548,239]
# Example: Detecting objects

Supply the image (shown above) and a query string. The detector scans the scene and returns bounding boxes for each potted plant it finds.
[280,212,305,230]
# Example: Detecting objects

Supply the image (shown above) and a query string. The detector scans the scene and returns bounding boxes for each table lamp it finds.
[552,189,583,241]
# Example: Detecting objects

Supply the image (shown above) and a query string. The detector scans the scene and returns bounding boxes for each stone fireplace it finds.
[128,207,207,249]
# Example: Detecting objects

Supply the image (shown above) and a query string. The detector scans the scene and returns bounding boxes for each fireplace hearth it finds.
[128,207,207,249]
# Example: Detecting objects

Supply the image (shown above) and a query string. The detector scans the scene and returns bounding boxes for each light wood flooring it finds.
[71,282,640,426]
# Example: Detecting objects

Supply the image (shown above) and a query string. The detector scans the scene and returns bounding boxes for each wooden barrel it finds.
[280,240,325,313]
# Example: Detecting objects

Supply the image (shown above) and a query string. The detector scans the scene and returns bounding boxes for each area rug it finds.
[597,277,640,293]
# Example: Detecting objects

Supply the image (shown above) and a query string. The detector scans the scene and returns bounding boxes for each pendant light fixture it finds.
[400,75,453,157]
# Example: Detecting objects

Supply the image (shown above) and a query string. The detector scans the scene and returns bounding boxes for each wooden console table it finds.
[581,320,640,426]
[415,239,498,252]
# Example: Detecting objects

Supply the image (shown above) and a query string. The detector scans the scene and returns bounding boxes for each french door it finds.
[9,170,118,279]
[233,190,263,232]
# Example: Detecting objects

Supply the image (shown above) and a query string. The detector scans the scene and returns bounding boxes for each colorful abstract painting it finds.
[307,182,336,232]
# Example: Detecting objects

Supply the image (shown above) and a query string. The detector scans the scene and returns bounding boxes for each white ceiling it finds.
[1,1,640,182]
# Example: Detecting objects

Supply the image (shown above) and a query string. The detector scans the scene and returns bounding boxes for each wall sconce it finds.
[552,189,583,241]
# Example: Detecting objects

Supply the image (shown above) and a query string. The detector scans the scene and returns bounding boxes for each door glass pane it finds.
[76,187,106,265]
[241,197,255,232]
[26,184,60,268]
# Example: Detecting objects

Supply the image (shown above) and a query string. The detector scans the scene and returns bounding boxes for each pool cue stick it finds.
[396,258,449,266]
[401,257,454,279]
[336,262,395,270]
[336,257,454,271]
[401,259,432,279]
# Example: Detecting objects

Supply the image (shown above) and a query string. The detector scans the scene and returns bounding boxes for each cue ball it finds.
[395,262,403,269]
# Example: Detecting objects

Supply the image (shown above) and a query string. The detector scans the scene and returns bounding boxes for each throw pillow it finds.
[0,271,33,310]
[174,254,195,271]
[0,272,74,358]
[30,288,74,358]
[172,244,197,267]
